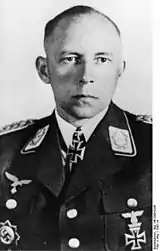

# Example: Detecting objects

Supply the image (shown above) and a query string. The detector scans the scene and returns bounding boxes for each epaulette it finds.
[0,119,35,136]
[136,115,152,124]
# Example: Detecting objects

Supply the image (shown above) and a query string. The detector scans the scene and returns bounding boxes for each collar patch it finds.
[108,112,137,157]
[21,125,49,154]
[109,125,136,157]
[109,126,132,153]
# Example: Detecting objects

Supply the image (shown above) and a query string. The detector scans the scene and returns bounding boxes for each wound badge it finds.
[0,220,20,246]
[121,198,146,250]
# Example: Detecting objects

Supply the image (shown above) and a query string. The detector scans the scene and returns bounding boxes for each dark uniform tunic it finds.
[0,103,152,251]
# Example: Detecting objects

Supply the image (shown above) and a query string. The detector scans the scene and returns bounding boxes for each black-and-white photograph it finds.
[0,0,152,250]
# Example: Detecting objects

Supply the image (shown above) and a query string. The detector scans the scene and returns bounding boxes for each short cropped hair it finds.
[44,5,121,47]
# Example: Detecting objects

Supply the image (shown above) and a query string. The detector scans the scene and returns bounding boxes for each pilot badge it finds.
[121,198,146,250]
[0,220,20,246]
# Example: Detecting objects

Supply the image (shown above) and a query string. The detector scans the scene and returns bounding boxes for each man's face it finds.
[45,14,123,120]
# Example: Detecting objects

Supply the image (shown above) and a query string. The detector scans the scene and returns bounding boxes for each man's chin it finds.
[70,106,101,119]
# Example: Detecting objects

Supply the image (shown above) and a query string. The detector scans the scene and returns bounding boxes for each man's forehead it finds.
[46,12,120,47]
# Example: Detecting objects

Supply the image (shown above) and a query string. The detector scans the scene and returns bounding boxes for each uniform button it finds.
[127,198,138,208]
[68,238,80,248]
[6,199,17,209]
[67,209,78,219]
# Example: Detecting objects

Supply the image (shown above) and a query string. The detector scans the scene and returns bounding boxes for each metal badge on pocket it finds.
[0,220,20,246]
[121,198,146,250]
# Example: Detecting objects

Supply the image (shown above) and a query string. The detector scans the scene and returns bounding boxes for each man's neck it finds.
[55,107,108,147]
[56,107,108,127]
[56,108,91,127]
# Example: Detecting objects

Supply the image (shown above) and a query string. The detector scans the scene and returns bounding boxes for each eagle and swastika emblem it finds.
[121,210,146,250]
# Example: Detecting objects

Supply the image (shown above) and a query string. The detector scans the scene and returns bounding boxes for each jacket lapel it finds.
[11,113,65,197]
[36,115,65,197]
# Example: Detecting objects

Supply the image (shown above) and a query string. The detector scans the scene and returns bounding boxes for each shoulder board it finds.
[136,115,152,124]
[0,119,35,136]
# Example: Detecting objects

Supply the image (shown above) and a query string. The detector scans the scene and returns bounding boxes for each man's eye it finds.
[62,56,78,64]
[95,57,112,64]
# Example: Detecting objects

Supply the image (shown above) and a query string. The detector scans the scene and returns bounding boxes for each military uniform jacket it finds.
[0,103,152,251]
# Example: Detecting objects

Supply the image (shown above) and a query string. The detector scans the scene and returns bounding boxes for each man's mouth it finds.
[72,94,98,99]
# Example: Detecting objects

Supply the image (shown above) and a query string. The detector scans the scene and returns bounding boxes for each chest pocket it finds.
[101,173,152,251]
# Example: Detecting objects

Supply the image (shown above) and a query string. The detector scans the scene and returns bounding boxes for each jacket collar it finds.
[11,103,137,201]
[20,102,136,157]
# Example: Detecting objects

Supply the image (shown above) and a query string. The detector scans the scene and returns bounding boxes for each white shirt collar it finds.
[55,108,108,148]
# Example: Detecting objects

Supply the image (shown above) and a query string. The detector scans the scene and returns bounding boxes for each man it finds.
[0,5,152,251]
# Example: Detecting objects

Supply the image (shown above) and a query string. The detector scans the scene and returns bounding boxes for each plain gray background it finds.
[1,0,152,126]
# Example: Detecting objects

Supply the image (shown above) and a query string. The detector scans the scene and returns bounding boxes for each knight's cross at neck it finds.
[66,127,86,170]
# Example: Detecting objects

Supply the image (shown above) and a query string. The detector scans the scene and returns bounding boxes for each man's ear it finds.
[118,60,126,78]
[35,56,50,84]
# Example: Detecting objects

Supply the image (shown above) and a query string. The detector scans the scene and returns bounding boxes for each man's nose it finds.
[79,61,94,85]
